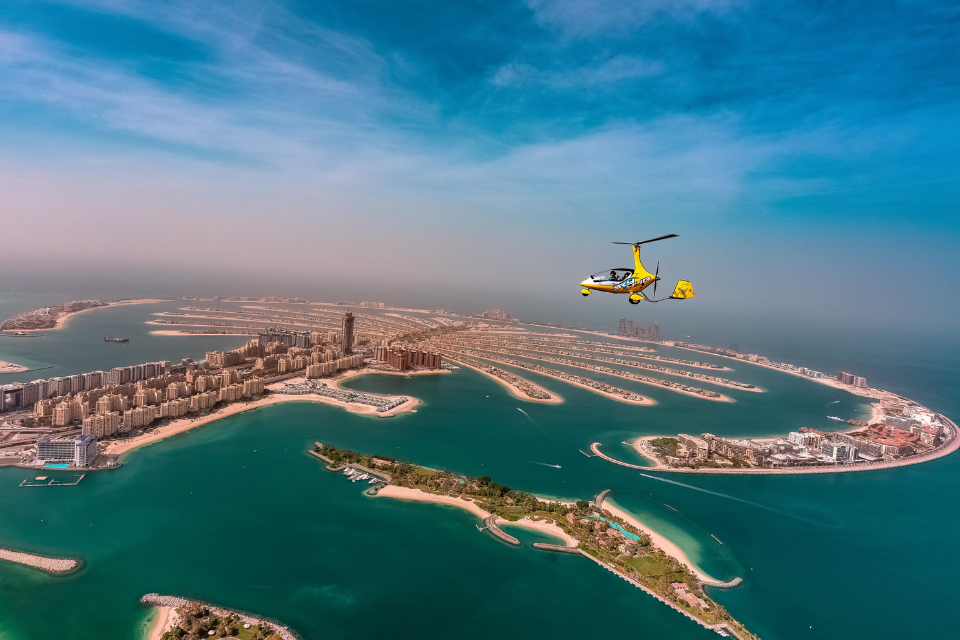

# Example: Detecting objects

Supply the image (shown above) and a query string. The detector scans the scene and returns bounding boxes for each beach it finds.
[376,486,579,547]
[104,375,419,456]
[0,359,29,374]
[6,298,168,333]
[599,499,722,585]
[146,606,177,640]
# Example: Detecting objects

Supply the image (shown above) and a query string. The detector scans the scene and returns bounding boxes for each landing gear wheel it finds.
[629,297,642,305]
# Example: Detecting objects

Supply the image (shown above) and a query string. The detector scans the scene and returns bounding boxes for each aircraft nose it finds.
[580,278,591,286]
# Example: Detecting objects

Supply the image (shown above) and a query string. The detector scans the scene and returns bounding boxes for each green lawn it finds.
[624,555,669,576]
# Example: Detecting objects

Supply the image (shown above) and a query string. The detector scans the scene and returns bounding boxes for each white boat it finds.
[827,416,845,421]
[343,468,356,476]
[352,473,369,482]
[368,477,380,484]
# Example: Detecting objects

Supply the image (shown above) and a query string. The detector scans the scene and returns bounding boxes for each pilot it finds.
[609,270,619,282]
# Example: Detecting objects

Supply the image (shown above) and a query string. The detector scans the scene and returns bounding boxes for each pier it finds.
[19,474,85,487]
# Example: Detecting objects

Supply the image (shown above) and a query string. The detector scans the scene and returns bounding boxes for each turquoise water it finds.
[42,464,69,469]
[0,298,958,639]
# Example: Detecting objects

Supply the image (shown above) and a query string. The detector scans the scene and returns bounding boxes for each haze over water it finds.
[1,302,958,639]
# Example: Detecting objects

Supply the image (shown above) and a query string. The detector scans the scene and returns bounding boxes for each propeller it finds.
[654,261,659,297]
[611,234,679,246]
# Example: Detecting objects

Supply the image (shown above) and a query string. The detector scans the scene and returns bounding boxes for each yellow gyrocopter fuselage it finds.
[579,235,694,305]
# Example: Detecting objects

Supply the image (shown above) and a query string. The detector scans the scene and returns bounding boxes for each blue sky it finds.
[1,0,958,331]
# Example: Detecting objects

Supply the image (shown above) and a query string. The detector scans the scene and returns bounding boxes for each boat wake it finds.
[826,400,839,405]
[827,416,845,421]
[638,473,820,524]
[531,461,561,469]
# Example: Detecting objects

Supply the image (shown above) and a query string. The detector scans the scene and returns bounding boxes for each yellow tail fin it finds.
[671,280,694,299]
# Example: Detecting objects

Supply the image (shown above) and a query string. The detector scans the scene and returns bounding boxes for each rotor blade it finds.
[611,242,636,245]
[637,234,679,245]
[654,261,659,296]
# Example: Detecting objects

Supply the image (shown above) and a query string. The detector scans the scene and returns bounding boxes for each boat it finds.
[664,504,678,512]
[352,474,369,482]
[827,416,844,421]
[343,468,355,476]
[368,477,380,484]
[711,534,723,544]
[104,337,129,342]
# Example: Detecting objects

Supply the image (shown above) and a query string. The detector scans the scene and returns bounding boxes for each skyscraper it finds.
[342,312,355,355]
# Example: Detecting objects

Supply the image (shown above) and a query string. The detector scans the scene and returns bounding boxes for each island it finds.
[309,443,756,640]
[0,299,164,332]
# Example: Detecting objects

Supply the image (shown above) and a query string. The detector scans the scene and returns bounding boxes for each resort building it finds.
[36,434,98,467]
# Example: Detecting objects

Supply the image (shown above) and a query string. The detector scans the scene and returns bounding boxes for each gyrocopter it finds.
[579,234,694,305]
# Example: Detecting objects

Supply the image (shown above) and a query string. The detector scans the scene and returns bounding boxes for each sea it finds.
[0,293,958,640]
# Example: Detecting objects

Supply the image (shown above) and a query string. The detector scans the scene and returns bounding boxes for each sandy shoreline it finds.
[376,480,714,580]
[376,485,579,547]
[0,548,78,574]
[600,499,722,585]
[2,299,167,334]
[441,355,563,404]
[0,359,30,374]
[605,417,960,474]
[147,606,177,640]
[105,373,420,456]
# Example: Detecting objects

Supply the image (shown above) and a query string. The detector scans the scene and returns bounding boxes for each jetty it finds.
[477,514,520,546]
[593,489,611,510]
[0,548,80,574]
[531,542,581,554]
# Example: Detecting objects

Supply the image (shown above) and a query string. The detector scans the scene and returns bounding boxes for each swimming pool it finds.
[589,515,641,541]
[43,463,69,469]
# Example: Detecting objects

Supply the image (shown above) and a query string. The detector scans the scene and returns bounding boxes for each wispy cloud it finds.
[490,54,664,89]
[525,0,744,37]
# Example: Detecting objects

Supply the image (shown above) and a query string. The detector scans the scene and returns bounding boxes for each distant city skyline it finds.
[0,1,957,333]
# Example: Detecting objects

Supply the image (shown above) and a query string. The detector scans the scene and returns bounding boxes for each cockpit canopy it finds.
[588,268,634,283]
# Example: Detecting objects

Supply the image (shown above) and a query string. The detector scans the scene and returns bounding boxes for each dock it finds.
[19,474,85,487]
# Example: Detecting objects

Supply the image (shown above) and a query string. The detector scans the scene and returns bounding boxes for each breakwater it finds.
[0,548,80,574]
[531,542,582,554]
[478,514,520,546]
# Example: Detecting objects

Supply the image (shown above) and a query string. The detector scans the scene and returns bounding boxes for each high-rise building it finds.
[342,312,355,355]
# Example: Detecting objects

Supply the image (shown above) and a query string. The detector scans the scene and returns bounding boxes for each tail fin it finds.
[670,280,694,300]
